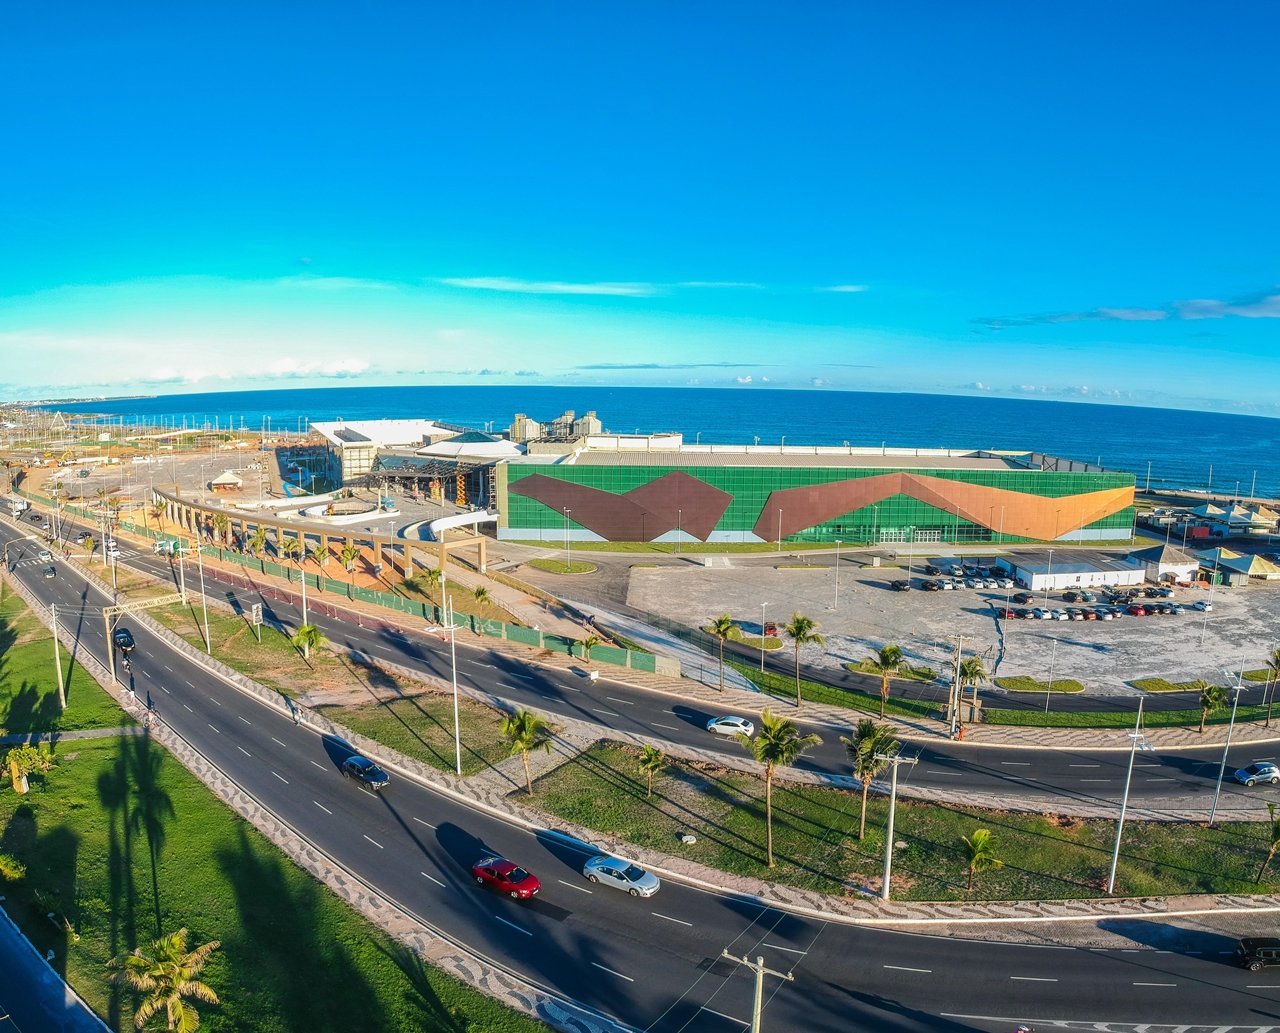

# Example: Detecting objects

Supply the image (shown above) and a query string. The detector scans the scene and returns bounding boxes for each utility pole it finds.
[719,950,794,1033]
[1106,696,1150,895]
[948,636,964,736]
[879,751,918,900]
[50,604,66,710]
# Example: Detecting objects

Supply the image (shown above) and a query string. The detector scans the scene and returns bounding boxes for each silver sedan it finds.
[582,855,662,897]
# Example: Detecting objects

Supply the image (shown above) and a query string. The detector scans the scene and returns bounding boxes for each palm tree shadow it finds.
[124,735,176,937]
[373,941,466,1033]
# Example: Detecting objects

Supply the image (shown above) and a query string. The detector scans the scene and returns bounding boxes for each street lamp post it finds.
[760,602,767,672]
[444,594,464,776]
[1044,638,1058,714]
[1106,697,1151,895]
[1042,548,1055,610]
[1209,666,1246,825]
[195,544,211,654]
[563,508,572,570]
[776,508,783,553]
[879,751,918,900]
[833,539,842,609]
[50,604,66,710]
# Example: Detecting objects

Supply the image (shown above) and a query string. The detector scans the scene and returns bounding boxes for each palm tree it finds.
[783,613,824,710]
[248,526,268,559]
[957,656,987,723]
[150,502,166,530]
[307,542,329,572]
[290,623,325,662]
[580,634,600,662]
[501,709,553,796]
[962,828,1003,895]
[340,542,361,599]
[735,708,822,868]
[473,585,491,604]
[1258,803,1280,883]
[81,534,96,563]
[638,744,665,798]
[106,928,220,1032]
[211,513,229,548]
[708,614,736,692]
[278,535,302,579]
[1198,683,1228,733]
[865,644,904,718]
[1265,647,1280,729]
[840,719,900,840]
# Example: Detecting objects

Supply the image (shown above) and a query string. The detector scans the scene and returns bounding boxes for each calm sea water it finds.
[43,385,1280,499]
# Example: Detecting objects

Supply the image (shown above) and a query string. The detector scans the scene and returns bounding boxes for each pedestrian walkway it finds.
[0,726,139,746]
[0,906,110,1033]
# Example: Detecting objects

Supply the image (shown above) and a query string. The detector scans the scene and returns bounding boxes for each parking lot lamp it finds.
[196,543,211,654]
[1106,696,1151,895]
[760,602,767,672]
[833,540,842,609]
[1042,548,1054,609]
[1043,638,1057,714]
[1209,666,1246,826]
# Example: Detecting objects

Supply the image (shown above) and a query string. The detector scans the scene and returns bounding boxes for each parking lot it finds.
[626,551,1279,696]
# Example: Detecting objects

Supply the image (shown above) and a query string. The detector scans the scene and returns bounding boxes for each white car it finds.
[995,578,1012,589]
[38,549,53,562]
[1032,607,1049,619]
[582,855,661,897]
[707,715,755,738]
[1192,600,1213,612]
[939,579,955,590]
[1051,609,1069,621]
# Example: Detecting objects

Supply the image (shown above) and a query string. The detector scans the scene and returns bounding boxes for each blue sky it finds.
[2,3,1278,413]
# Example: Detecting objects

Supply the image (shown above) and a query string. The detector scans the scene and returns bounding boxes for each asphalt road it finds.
[5,520,1280,1030]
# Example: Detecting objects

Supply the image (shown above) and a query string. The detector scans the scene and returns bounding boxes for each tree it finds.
[278,535,302,577]
[962,828,1003,895]
[290,623,325,662]
[307,543,329,571]
[247,526,268,559]
[501,709,553,796]
[957,656,987,720]
[735,708,822,868]
[580,634,600,662]
[1254,802,1280,883]
[107,927,221,1032]
[340,543,361,598]
[840,719,900,840]
[708,614,737,692]
[1198,683,1228,733]
[784,613,824,710]
[82,534,97,562]
[5,743,55,795]
[210,514,229,548]
[638,744,665,798]
[473,585,490,604]
[865,644,904,718]
[150,502,167,530]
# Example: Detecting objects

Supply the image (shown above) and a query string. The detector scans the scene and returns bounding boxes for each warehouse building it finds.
[996,552,1145,591]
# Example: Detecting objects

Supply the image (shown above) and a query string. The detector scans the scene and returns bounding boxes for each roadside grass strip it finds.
[0,736,548,1033]
[524,742,1280,903]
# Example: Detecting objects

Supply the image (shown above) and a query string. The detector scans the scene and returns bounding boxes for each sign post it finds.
[251,603,263,644]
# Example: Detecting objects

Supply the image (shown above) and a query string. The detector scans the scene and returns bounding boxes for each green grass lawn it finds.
[846,660,937,683]
[315,694,516,776]
[526,742,1278,902]
[982,703,1272,728]
[524,558,599,575]
[0,583,131,734]
[0,736,546,1033]
[1130,677,1210,694]
[727,660,941,721]
[993,675,1086,694]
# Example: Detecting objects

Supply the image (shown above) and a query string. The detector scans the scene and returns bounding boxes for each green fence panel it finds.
[477,618,504,638]
[628,651,657,673]
[591,645,629,667]
[543,634,574,654]
[506,625,541,648]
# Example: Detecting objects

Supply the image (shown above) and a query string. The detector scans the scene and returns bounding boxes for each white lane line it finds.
[493,914,532,936]
[762,942,807,955]
[1000,761,1031,767]
[314,801,333,815]
[1133,981,1176,987]
[1144,777,1176,782]
[590,962,634,982]
[271,771,289,784]
[591,708,620,716]
[421,871,446,888]
[652,912,692,926]
[541,695,559,701]
[1069,763,1101,768]
[606,696,634,705]
[700,1007,746,1024]
[557,879,593,894]
[1247,983,1280,988]
[651,722,680,731]
[413,817,437,830]
[207,723,221,734]
[469,661,496,668]
[1010,976,1057,982]
[209,696,222,706]
[237,746,251,757]
[161,686,171,694]
[162,664,173,673]
[238,715,252,725]
[363,835,383,849]
[183,703,193,712]
[883,964,932,973]
[310,761,326,771]
[1079,779,1112,783]
[925,770,963,776]
[271,737,288,748]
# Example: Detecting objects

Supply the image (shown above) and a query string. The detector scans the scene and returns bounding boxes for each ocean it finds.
[41,384,1280,499]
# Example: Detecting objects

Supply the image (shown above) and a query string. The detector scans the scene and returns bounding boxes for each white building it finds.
[311,419,458,485]
[997,552,1145,591]
[1127,543,1200,583]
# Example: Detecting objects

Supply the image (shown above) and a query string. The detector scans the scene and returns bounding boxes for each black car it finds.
[1238,937,1280,971]
[890,580,911,592]
[1014,607,1030,619]
[1062,591,1079,603]
[1012,593,1031,605]
[921,579,940,591]
[112,627,136,653]
[923,564,942,577]
[342,755,390,789]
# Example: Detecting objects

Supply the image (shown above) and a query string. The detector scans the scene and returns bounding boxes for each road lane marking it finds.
[1010,976,1056,982]
[271,737,288,748]
[237,747,251,757]
[1132,981,1176,987]
[925,770,963,776]
[207,723,221,734]
[651,722,680,731]
[1079,779,1112,783]
[421,871,446,888]
[606,696,634,705]
[700,1007,746,1024]
[558,879,593,894]
[883,964,931,973]
[413,817,437,829]
[1069,763,1101,768]
[591,708,619,716]
[493,915,532,936]
[1000,761,1031,766]
[1144,777,1176,782]
[162,686,171,693]
[652,912,692,926]
[314,801,332,815]
[364,835,383,849]
[238,715,252,725]
[762,942,807,955]
[469,661,496,668]
[209,696,222,706]
[311,761,326,771]
[183,703,193,712]
[272,771,289,784]
[590,962,633,982]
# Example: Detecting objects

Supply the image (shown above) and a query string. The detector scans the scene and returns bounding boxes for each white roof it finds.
[415,438,523,460]
[310,419,456,449]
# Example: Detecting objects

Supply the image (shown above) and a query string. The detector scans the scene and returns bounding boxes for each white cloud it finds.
[735,375,753,384]
[266,357,370,378]
[676,281,763,289]
[437,276,660,297]
[1176,293,1280,320]
[272,275,396,291]
[822,284,869,293]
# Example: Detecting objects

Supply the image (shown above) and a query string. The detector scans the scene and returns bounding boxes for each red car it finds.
[1127,604,1147,616]
[471,856,541,899]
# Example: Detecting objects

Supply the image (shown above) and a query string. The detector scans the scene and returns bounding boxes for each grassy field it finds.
[0,736,547,1033]
[727,660,941,720]
[982,703,1272,728]
[846,660,937,683]
[315,694,516,776]
[993,675,1086,694]
[524,558,599,575]
[0,582,131,734]
[1131,677,1210,694]
[526,742,1279,902]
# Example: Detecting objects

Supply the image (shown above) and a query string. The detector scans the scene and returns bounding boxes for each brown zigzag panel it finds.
[753,474,1134,541]
[625,471,733,541]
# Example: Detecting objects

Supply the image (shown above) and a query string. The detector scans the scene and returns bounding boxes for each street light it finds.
[435,594,466,776]
[832,539,842,609]
[1043,638,1058,714]
[563,507,572,570]
[1106,696,1151,895]
[1042,548,1055,610]
[760,602,768,673]
[1209,666,1246,826]
[878,750,917,900]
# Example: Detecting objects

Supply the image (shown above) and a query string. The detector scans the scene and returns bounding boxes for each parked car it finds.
[963,578,977,589]
[890,580,911,591]
[582,855,661,897]
[1063,591,1080,603]
[1012,593,1032,605]
[995,578,1012,589]
[949,565,964,577]
[1128,604,1148,616]
[1235,762,1280,787]
[997,608,1016,619]
[1237,937,1280,971]
[1081,608,1098,620]
[472,856,541,899]
[1050,609,1069,621]
[921,579,940,591]
[1032,607,1049,620]
[1192,600,1213,612]
[1079,590,1096,602]
[1171,604,1186,615]
[939,579,956,590]
[341,755,390,789]
[923,564,942,577]
[1093,607,1113,621]
[707,715,755,738]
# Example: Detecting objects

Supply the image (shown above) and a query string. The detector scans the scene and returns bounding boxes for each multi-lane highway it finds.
[4,518,1278,1031]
